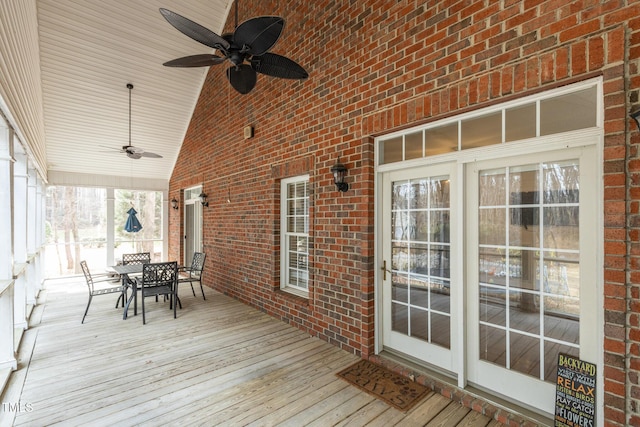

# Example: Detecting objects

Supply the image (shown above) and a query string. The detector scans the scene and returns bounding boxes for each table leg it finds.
[122,274,138,319]
[133,281,137,315]
[122,273,129,320]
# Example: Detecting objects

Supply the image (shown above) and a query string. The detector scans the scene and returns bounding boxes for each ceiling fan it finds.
[159,2,308,94]
[101,83,162,160]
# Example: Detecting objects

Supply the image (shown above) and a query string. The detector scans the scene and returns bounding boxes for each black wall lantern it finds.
[631,108,640,131]
[330,160,349,192]
[171,198,179,210]
[199,192,209,207]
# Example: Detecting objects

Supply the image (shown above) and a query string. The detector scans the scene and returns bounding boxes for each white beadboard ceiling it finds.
[37,0,231,185]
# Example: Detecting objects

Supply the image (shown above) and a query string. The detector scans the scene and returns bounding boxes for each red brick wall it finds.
[170,1,640,424]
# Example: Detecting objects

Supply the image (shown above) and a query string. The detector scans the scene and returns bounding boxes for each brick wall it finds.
[170,1,640,424]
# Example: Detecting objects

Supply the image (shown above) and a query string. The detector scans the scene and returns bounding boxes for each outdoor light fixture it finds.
[199,192,209,207]
[171,198,179,210]
[631,108,640,131]
[330,160,349,192]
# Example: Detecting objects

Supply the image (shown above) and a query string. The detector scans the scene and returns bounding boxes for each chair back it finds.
[190,252,206,278]
[80,260,94,292]
[141,261,178,289]
[122,252,151,265]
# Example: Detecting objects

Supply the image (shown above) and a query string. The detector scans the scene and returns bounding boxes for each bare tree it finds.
[63,187,81,273]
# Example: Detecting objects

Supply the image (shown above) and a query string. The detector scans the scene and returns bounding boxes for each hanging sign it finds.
[554,353,596,427]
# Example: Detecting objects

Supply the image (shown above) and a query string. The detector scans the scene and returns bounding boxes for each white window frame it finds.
[280,175,310,297]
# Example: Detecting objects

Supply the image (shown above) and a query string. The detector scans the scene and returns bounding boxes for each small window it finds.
[461,111,502,150]
[540,86,597,136]
[425,123,458,156]
[506,103,536,142]
[280,175,310,296]
[379,136,403,164]
[405,131,423,160]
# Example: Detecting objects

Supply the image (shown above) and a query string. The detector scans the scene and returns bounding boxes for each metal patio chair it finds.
[121,251,151,290]
[122,252,150,266]
[137,261,179,324]
[80,260,128,324]
[178,252,206,300]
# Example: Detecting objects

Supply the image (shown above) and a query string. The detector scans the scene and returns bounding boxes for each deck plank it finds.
[457,409,493,427]
[334,400,394,426]
[172,347,352,426]
[395,392,451,425]
[5,277,502,427]
[425,401,475,426]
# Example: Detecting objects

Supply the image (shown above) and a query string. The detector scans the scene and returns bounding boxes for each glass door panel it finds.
[382,163,457,372]
[467,146,597,415]
[477,161,580,377]
[184,186,202,266]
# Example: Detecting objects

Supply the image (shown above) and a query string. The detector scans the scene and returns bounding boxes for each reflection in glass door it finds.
[382,164,456,372]
[467,147,597,414]
[478,162,580,379]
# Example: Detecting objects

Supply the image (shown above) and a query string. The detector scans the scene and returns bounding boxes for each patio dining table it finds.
[106,263,142,319]
[107,262,183,320]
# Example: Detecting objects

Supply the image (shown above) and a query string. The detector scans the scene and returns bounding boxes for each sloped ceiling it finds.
[37,0,231,185]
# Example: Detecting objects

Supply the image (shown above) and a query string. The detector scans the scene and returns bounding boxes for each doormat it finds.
[336,359,430,412]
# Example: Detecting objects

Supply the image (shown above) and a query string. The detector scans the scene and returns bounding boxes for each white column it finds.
[107,188,115,266]
[0,282,16,371]
[26,164,37,305]
[13,141,28,329]
[0,120,16,371]
[37,176,45,289]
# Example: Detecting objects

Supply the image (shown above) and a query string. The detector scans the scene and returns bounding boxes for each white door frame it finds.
[374,133,603,417]
[183,185,203,265]
[379,162,460,375]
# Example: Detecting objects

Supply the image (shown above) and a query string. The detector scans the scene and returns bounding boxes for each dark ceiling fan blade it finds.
[98,145,122,152]
[123,146,162,159]
[159,8,231,51]
[226,64,257,94]
[163,54,226,68]
[139,151,163,158]
[251,53,308,79]
[233,16,284,56]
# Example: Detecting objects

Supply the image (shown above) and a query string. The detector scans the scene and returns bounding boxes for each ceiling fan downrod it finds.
[127,83,133,146]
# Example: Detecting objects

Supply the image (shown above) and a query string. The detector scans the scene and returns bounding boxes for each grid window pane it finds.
[479,324,506,368]
[380,136,403,164]
[505,103,536,142]
[461,112,502,149]
[405,131,423,160]
[282,177,310,293]
[391,175,451,349]
[425,123,458,156]
[392,303,408,334]
[478,160,580,382]
[540,86,597,136]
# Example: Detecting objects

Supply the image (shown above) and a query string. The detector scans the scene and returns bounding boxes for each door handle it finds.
[381,260,391,280]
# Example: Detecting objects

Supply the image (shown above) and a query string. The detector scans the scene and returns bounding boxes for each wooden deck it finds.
[1,277,504,427]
